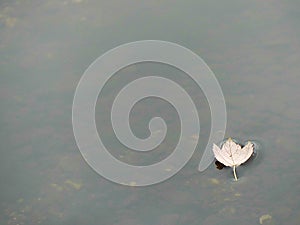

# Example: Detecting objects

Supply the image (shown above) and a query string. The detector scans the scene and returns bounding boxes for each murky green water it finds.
[1,0,300,224]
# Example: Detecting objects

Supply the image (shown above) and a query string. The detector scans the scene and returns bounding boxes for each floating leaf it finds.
[212,138,254,180]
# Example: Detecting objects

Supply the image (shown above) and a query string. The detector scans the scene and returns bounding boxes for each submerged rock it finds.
[259,214,273,224]
[64,179,82,190]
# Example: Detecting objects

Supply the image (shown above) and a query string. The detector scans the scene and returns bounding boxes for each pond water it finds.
[0,0,299,224]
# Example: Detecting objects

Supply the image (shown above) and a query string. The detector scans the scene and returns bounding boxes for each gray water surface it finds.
[1,0,300,224]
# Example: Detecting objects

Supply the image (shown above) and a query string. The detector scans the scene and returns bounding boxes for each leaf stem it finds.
[233,165,238,181]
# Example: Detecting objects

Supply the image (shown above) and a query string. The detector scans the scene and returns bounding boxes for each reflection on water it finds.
[0,0,300,224]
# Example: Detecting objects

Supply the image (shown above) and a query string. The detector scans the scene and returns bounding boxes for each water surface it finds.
[0,0,300,224]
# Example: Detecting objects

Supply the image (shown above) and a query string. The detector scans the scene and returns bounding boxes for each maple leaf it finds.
[212,138,254,180]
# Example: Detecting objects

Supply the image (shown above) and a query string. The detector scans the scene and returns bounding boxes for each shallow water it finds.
[0,0,300,224]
